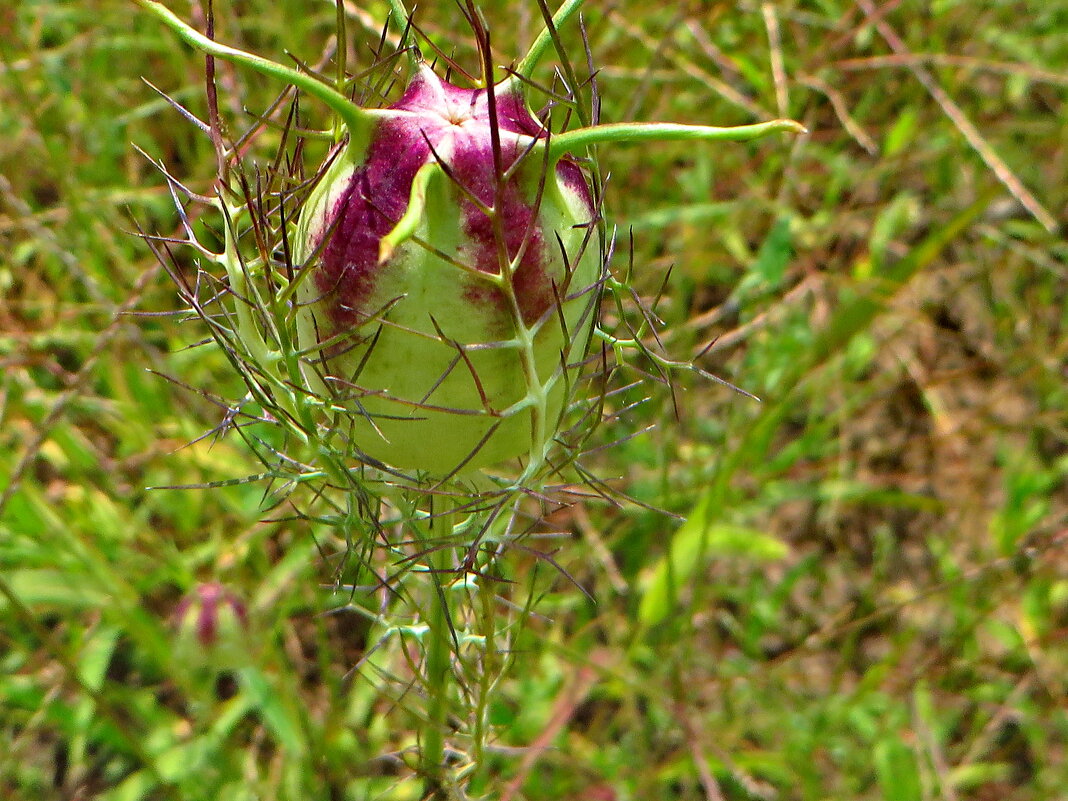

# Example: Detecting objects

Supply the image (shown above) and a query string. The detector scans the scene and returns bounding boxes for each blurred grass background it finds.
[2,0,1066,799]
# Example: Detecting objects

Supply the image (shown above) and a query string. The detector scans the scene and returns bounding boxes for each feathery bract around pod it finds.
[295,65,600,474]
[135,0,803,478]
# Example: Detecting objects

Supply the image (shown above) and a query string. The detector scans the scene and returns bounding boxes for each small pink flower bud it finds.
[173,582,251,670]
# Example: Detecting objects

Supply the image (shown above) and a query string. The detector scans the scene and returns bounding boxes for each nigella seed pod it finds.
[137,0,804,477]
[295,65,600,474]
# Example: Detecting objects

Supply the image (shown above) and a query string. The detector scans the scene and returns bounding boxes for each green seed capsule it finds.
[295,66,600,474]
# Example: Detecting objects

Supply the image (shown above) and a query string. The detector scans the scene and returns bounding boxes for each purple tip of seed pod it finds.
[175,582,249,648]
[314,68,593,331]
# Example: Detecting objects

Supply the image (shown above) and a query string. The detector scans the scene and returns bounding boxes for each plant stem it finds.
[133,0,371,138]
[545,119,806,161]
[422,496,456,797]
[470,554,500,791]
[508,0,587,89]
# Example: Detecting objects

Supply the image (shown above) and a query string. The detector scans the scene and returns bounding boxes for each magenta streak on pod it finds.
[313,66,593,332]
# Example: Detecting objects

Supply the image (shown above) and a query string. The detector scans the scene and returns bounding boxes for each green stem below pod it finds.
[422,500,455,797]
[545,119,807,162]
[134,0,372,140]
